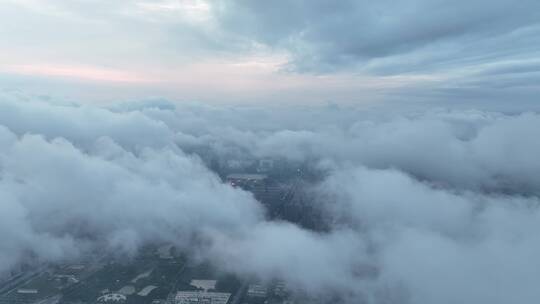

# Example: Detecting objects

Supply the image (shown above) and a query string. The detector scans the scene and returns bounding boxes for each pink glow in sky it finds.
[0,0,440,104]
[3,64,156,84]
[0,0,481,104]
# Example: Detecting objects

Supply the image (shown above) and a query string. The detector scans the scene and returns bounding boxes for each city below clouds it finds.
[1,2,540,304]
[1,99,540,303]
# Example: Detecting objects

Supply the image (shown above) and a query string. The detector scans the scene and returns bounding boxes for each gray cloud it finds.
[2,1,539,105]
[312,166,540,303]
[126,103,540,195]
[0,100,263,274]
[215,0,540,73]
[2,97,540,303]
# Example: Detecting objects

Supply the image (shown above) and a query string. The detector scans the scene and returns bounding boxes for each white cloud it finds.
[2,96,540,303]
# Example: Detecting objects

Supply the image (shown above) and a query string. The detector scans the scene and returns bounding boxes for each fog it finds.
[1,98,540,303]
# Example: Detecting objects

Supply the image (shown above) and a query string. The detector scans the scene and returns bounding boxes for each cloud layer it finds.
[216,0,540,73]
[2,98,540,303]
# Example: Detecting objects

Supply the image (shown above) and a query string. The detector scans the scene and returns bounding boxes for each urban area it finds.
[0,156,327,304]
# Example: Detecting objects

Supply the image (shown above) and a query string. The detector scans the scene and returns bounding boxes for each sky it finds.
[1,0,539,105]
[1,2,540,304]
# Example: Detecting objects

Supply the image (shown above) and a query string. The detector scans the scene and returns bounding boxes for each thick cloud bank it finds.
[1,98,540,303]
[215,0,540,73]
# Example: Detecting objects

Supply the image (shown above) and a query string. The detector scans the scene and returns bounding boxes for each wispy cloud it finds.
[1,63,158,83]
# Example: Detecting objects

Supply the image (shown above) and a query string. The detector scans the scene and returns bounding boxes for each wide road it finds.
[229,281,248,304]
[0,266,48,296]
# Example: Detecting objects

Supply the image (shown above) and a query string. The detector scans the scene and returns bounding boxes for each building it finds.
[273,281,288,297]
[225,159,255,170]
[97,293,127,303]
[226,174,267,189]
[54,274,79,284]
[190,280,217,291]
[17,289,38,294]
[174,291,231,304]
[247,284,267,298]
[257,159,275,172]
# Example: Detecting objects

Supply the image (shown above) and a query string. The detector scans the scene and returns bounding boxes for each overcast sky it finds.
[1,0,539,105]
[2,3,540,302]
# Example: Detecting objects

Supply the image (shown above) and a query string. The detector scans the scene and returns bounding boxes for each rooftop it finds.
[175,291,231,304]
[190,280,217,291]
[226,174,267,180]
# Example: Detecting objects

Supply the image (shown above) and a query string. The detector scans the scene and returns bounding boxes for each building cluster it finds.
[174,291,231,304]
[243,281,291,304]
[226,173,267,190]
[247,284,267,298]
[223,159,276,173]
[97,293,127,303]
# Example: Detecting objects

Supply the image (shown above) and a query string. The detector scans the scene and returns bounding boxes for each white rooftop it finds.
[97,293,127,303]
[175,291,231,304]
[190,279,217,291]
[226,173,267,180]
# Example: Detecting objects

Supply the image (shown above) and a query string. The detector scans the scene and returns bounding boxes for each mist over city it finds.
[1,1,540,304]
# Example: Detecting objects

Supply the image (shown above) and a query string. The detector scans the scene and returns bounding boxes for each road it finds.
[229,281,248,304]
[0,266,48,296]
